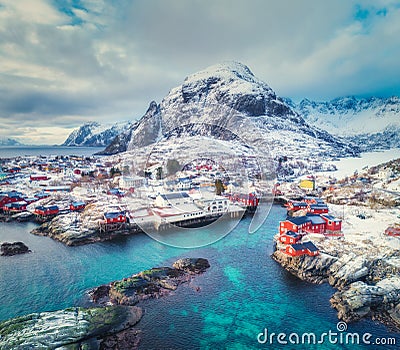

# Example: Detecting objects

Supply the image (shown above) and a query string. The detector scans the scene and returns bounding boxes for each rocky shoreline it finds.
[89,258,210,306]
[30,219,134,246]
[272,244,400,329]
[0,258,210,349]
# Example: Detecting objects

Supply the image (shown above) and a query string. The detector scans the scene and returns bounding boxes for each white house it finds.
[119,176,147,190]
[155,192,193,208]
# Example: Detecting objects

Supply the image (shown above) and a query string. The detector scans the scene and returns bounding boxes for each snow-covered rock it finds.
[103,61,358,159]
[62,121,131,147]
[286,96,400,151]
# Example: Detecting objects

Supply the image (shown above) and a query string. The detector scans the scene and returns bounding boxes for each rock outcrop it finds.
[89,258,210,306]
[0,258,209,349]
[0,306,142,349]
[0,241,31,256]
[273,236,400,330]
[330,277,400,323]
[272,250,337,284]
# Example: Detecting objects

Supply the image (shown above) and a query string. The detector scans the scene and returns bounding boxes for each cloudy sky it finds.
[1,0,400,144]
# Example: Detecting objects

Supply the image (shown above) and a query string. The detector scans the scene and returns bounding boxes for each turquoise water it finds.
[0,206,398,349]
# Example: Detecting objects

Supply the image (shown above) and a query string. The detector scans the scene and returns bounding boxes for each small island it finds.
[0,242,31,256]
[0,258,210,349]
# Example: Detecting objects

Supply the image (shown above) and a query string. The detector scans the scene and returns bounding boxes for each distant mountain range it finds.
[63,62,399,155]
[0,138,23,146]
[62,121,131,147]
[285,96,400,151]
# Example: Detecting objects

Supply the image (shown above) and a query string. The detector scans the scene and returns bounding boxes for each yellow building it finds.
[299,179,315,190]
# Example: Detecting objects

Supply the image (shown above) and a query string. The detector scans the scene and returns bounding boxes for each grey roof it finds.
[160,192,190,200]
[307,215,326,225]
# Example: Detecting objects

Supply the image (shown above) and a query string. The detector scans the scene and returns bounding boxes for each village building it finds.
[155,192,193,208]
[34,205,59,217]
[321,214,342,233]
[385,226,400,237]
[3,201,27,213]
[119,176,147,190]
[70,201,86,211]
[279,230,301,244]
[285,241,319,257]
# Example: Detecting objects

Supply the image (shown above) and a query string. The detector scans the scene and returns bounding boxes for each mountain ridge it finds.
[101,61,357,159]
[62,121,131,147]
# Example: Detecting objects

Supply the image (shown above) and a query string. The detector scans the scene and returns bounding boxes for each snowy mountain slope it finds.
[103,61,358,159]
[62,121,131,147]
[286,96,400,151]
[286,96,400,136]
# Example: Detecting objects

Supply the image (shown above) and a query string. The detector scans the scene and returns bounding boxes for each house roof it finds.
[309,204,328,209]
[104,212,125,219]
[321,214,341,222]
[302,241,319,252]
[287,216,310,226]
[160,192,190,200]
[306,215,326,225]
[290,241,319,252]
[284,230,301,238]
[291,201,308,207]
[71,201,85,207]
[289,243,306,251]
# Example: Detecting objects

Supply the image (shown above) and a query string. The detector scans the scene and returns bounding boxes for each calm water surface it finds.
[0,206,398,349]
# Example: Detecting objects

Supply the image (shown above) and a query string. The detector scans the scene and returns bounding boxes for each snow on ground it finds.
[327,203,400,251]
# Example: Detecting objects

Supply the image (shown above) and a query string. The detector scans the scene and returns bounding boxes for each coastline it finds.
[272,202,400,331]
[0,258,209,349]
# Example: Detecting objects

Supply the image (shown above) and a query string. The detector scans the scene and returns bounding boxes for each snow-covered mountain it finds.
[286,96,400,151]
[0,138,23,146]
[62,121,131,147]
[102,61,357,159]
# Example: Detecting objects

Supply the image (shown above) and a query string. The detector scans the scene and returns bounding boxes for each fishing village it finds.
[1,149,400,331]
[0,152,263,246]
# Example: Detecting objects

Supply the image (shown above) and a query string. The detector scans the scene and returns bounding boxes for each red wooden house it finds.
[34,205,59,216]
[307,204,329,215]
[3,201,27,213]
[104,211,126,224]
[70,201,86,211]
[285,241,319,257]
[286,201,308,211]
[279,216,311,235]
[305,215,326,234]
[0,192,23,208]
[30,174,49,181]
[385,226,400,237]
[321,214,342,233]
[279,230,301,244]
[230,193,259,207]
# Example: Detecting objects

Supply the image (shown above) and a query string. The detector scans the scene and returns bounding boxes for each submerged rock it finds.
[0,306,142,350]
[89,258,210,306]
[0,241,31,256]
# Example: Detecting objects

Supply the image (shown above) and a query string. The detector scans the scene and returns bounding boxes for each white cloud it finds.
[0,0,399,144]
